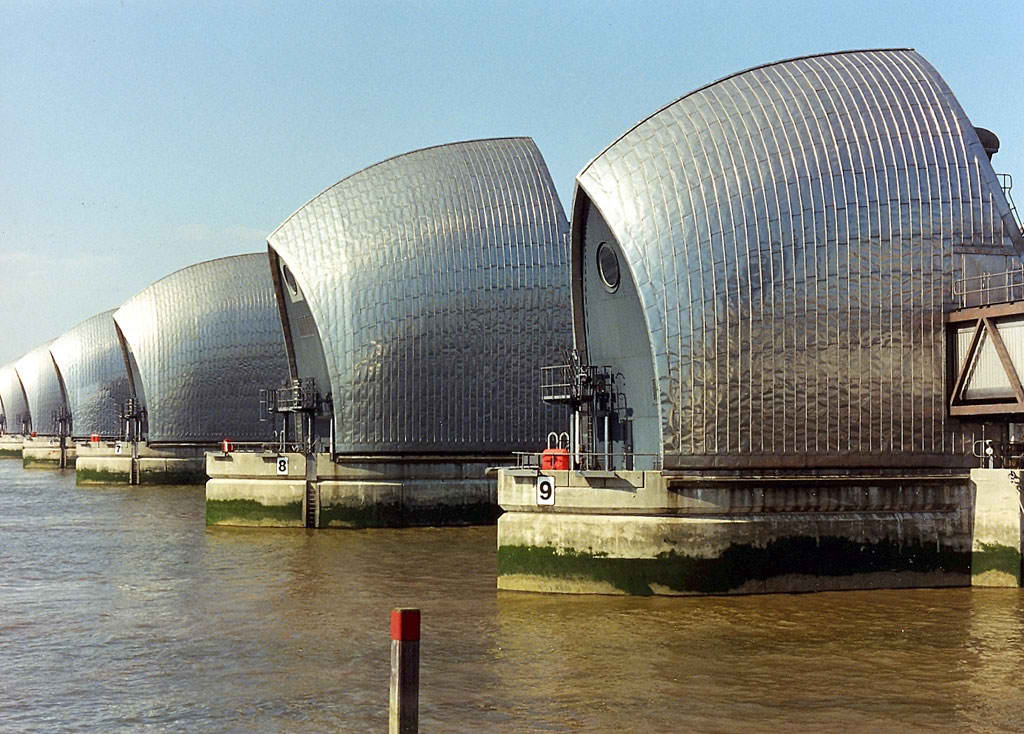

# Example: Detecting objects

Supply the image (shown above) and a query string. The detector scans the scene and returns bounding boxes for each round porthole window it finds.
[596,242,620,292]
[282,263,299,296]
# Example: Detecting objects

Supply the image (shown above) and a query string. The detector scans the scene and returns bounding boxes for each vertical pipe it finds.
[389,608,420,734]
[572,410,580,469]
[604,413,610,470]
[569,409,577,466]
[130,414,140,486]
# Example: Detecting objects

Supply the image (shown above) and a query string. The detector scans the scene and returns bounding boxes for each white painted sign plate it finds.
[536,475,555,505]
[276,456,289,476]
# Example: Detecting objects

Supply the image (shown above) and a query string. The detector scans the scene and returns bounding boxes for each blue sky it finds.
[2,0,1023,365]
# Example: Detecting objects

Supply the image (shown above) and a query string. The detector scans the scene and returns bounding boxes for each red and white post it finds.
[389,608,420,734]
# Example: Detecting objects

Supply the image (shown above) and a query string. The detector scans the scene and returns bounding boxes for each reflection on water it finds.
[1,461,1022,732]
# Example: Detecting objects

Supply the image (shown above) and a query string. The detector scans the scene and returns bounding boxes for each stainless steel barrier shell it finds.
[572,48,1023,469]
[113,254,289,443]
[49,310,132,439]
[269,137,571,453]
[0,363,30,433]
[15,344,65,436]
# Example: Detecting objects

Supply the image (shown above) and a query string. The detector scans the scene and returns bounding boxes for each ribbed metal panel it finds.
[49,310,132,438]
[269,137,571,453]
[0,363,30,432]
[15,345,66,436]
[574,49,1023,468]
[113,254,289,443]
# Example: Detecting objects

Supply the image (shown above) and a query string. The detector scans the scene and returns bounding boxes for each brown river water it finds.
[1,459,1022,732]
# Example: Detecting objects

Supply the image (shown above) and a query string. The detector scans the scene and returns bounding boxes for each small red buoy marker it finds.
[389,608,420,734]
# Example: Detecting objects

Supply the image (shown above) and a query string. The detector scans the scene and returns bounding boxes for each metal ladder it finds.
[304,451,318,528]
[998,173,1023,236]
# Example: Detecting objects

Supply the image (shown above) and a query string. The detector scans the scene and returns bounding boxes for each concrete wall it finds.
[75,442,208,486]
[0,435,23,459]
[498,469,976,595]
[22,437,76,469]
[206,452,501,528]
[970,469,1024,586]
[205,451,305,526]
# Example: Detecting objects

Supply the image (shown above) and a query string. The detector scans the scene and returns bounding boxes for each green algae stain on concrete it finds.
[320,502,403,528]
[76,467,131,485]
[499,536,972,595]
[206,499,303,526]
[972,541,1022,583]
[140,468,207,486]
[23,456,61,470]
[0,448,22,459]
[404,501,499,527]
[319,500,498,528]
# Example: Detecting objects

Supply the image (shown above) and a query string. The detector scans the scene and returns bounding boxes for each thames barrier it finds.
[2,49,1022,598]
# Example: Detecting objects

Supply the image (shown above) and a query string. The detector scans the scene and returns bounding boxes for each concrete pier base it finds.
[206,452,502,528]
[75,442,208,485]
[205,452,306,526]
[969,469,1024,587]
[497,469,976,595]
[0,435,24,459]
[21,437,76,469]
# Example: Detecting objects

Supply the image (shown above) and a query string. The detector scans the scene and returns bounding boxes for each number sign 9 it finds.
[536,476,555,505]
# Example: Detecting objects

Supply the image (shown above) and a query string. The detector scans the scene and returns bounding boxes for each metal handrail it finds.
[75,435,125,443]
[952,264,1024,308]
[212,439,308,454]
[513,450,663,471]
[540,363,615,402]
[540,364,575,401]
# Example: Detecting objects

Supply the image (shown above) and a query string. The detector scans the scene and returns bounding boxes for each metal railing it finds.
[261,377,318,415]
[513,450,662,471]
[540,364,575,402]
[212,438,320,455]
[75,434,125,444]
[540,363,615,404]
[952,264,1024,308]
